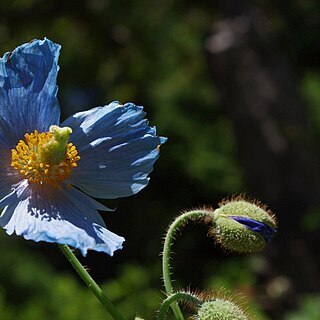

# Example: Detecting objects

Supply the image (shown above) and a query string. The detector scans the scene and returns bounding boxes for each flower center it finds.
[11,126,80,187]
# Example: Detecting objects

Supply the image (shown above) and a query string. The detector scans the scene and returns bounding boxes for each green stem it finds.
[162,210,213,320]
[157,292,202,320]
[59,244,126,320]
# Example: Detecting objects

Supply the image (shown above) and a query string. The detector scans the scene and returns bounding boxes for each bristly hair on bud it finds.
[218,195,277,225]
[208,195,277,253]
[192,289,253,320]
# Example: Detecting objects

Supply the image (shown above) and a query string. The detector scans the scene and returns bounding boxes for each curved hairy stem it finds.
[157,292,202,320]
[162,209,214,320]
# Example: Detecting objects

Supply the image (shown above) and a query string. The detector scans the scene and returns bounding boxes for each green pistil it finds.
[40,125,72,164]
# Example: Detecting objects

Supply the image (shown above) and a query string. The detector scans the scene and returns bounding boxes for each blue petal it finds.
[0,181,124,256]
[0,150,22,200]
[229,216,276,243]
[62,102,167,199]
[0,39,61,147]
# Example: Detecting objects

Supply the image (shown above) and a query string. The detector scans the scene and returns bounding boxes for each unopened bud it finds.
[197,299,249,320]
[210,198,277,253]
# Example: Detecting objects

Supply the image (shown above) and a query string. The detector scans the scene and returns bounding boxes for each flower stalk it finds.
[162,209,215,320]
[59,244,126,320]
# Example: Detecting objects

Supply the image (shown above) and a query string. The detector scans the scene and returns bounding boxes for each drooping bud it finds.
[210,198,277,253]
[197,299,250,320]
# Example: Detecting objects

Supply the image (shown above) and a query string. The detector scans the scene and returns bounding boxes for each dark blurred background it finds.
[0,0,320,319]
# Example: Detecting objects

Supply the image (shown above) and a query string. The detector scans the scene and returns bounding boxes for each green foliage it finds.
[284,295,320,320]
[301,72,320,133]
[103,264,162,319]
[205,258,256,291]
[300,207,320,232]
[0,233,161,320]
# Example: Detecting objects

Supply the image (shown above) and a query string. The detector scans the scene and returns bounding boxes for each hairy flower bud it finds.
[197,299,249,320]
[210,198,277,253]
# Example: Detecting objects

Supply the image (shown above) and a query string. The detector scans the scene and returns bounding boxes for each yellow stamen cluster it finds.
[11,130,80,187]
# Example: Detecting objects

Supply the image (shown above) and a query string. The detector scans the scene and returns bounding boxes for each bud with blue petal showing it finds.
[210,198,277,253]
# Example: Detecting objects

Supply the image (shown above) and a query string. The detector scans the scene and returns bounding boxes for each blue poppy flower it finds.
[0,39,166,256]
